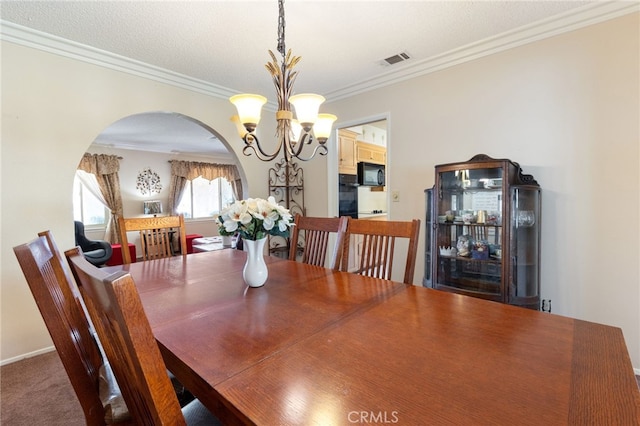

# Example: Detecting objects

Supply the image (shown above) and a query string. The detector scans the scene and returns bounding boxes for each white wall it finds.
[2,13,638,370]
[327,13,639,368]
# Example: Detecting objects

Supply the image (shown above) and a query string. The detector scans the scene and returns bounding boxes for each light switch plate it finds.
[392,191,400,202]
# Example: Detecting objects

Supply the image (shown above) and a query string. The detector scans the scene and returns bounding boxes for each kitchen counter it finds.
[358,212,388,220]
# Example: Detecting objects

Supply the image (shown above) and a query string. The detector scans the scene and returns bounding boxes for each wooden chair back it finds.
[13,232,108,425]
[288,215,348,268]
[118,215,187,264]
[65,247,187,426]
[338,218,421,284]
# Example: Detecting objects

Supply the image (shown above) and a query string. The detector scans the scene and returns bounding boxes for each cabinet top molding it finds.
[437,153,539,187]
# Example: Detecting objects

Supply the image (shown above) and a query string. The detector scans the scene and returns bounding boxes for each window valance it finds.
[78,153,121,175]
[169,160,240,182]
[168,160,243,215]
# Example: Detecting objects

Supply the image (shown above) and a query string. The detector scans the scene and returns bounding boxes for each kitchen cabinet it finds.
[424,154,541,310]
[356,141,386,165]
[338,129,358,175]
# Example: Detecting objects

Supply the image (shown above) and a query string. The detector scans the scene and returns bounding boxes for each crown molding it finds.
[326,1,640,101]
[0,20,237,101]
[1,1,638,104]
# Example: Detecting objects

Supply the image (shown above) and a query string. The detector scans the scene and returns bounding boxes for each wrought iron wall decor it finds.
[268,158,305,257]
[136,167,162,195]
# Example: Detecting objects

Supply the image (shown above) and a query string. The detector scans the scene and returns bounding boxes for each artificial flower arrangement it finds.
[216,196,294,241]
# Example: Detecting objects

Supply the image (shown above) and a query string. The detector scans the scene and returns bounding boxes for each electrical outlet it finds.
[541,299,552,313]
[392,191,400,202]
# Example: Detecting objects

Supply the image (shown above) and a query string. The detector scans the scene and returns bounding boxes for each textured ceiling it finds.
[3,1,629,157]
[1,1,597,97]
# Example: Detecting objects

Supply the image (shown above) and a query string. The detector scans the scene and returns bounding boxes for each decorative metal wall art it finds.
[268,158,305,257]
[136,167,162,195]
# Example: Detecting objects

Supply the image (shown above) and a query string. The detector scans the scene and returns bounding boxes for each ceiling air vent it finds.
[380,51,412,67]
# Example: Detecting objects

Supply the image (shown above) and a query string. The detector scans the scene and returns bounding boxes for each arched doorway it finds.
[75,111,247,244]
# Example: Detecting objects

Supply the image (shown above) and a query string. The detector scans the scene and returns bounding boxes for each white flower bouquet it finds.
[216,196,294,241]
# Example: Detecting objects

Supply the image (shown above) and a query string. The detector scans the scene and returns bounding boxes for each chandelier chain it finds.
[277,0,286,58]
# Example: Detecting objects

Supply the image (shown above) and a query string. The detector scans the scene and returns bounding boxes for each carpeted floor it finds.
[1,350,85,425]
[1,350,195,425]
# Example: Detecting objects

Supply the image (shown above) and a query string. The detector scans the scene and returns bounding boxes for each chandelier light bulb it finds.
[312,114,338,143]
[230,94,267,132]
[230,115,248,138]
[289,93,325,131]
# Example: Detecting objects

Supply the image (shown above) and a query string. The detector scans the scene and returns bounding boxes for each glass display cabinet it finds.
[424,154,541,310]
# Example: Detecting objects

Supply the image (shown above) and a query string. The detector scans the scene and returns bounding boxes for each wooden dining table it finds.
[110,249,640,425]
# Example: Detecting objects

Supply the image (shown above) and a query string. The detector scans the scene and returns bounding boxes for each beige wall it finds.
[2,13,638,369]
[327,13,639,368]
[0,41,326,362]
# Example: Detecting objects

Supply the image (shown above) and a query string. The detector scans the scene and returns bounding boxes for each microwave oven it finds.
[358,162,385,186]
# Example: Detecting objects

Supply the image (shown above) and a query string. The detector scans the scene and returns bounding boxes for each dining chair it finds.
[65,247,221,426]
[117,215,187,264]
[288,214,349,268]
[13,231,132,425]
[337,218,421,284]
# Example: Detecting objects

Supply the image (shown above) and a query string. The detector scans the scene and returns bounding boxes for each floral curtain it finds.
[77,153,124,243]
[168,160,242,214]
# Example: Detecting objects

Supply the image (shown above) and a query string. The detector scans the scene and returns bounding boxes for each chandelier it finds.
[230,0,337,162]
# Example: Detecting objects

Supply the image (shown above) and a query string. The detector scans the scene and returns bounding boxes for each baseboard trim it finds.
[0,346,55,366]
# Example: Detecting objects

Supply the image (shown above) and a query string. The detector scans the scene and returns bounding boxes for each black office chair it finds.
[74,221,113,267]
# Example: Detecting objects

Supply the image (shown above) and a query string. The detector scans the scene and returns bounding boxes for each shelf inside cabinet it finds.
[437,256,502,295]
[438,255,500,263]
[436,282,502,297]
[441,187,502,193]
[439,222,502,227]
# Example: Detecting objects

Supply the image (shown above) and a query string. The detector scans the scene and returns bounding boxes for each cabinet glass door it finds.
[434,167,505,300]
[510,186,541,308]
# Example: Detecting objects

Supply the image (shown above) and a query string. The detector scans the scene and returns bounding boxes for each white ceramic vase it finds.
[243,237,268,288]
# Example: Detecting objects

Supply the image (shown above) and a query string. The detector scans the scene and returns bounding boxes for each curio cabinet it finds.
[424,154,541,310]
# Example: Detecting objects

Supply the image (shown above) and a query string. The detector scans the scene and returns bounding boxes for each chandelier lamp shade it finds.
[230,0,337,162]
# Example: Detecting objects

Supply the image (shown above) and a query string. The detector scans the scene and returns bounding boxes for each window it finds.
[177,177,234,219]
[73,173,108,226]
